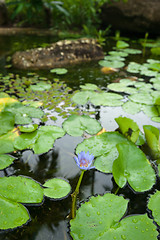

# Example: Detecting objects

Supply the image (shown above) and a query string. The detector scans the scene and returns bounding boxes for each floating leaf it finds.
[15,113,32,125]
[112,143,156,192]
[143,125,160,153]
[0,128,19,154]
[18,124,38,133]
[0,176,43,203]
[0,195,30,230]
[122,48,142,54]
[99,60,125,68]
[148,191,160,226]
[94,148,119,173]
[141,105,159,117]
[80,83,99,91]
[50,68,68,75]
[115,116,140,143]
[62,115,102,136]
[0,154,15,170]
[123,101,141,114]
[89,92,123,106]
[108,50,128,57]
[72,91,93,105]
[14,131,38,150]
[76,132,128,157]
[70,193,158,240]
[43,178,71,199]
[129,93,153,105]
[33,125,65,154]
[0,112,15,136]
[116,40,129,49]
[30,82,51,91]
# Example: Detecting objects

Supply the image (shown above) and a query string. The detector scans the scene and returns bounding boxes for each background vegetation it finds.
[5,0,127,33]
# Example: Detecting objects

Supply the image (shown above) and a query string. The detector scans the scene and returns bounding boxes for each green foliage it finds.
[112,143,156,192]
[115,116,140,143]
[148,191,160,227]
[70,193,158,240]
[0,195,30,230]
[62,114,102,136]
[0,154,15,170]
[43,178,71,199]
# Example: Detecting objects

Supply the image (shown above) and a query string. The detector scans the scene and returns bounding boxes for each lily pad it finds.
[30,82,51,91]
[70,193,158,240]
[0,176,43,203]
[148,190,160,226]
[18,124,38,133]
[76,132,128,157]
[129,92,153,105]
[108,50,128,57]
[116,40,129,49]
[80,83,100,91]
[43,178,71,199]
[94,148,119,173]
[0,112,15,136]
[122,101,141,114]
[72,91,93,105]
[99,60,125,68]
[0,195,30,230]
[0,154,15,170]
[122,48,142,54]
[143,125,160,153]
[112,142,156,192]
[62,114,102,136]
[115,117,140,143]
[50,68,68,75]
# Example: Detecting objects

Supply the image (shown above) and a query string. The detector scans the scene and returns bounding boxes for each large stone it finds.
[12,38,104,69]
[0,0,8,26]
[101,0,160,35]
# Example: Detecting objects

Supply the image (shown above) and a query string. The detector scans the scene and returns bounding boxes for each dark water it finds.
[0,33,159,240]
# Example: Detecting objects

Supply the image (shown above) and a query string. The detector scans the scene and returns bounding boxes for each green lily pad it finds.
[94,147,119,173]
[129,93,153,105]
[32,125,65,154]
[108,51,128,57]
[115,117,140,143]
[0,112,15,136]
[0,195,30,230]
[70,193,158,240]
[104,55,125,61]
[148,191,160,226]
[123,101,141,114]
[15,113,32,125]
[72,91,93,105]
[0,154,15,170]
[141,105,159,117]
[18,124,38,133]
[43,178,71,199]
[30,82,51,91]
[112,142,156,192]
[0,176,43,203]
[14,131,38,150]
[99,60,125,68]
[143,125,160,153]
[62,114,102,136]
[89,92,123,106]
[116,40,129,49]
[127,62,141,73]
[80,83,99,91]
[76,132,128,157]
[122,48,142,54]
[50,68,68,75]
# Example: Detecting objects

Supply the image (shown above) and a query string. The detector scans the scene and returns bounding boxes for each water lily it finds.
[74,151,95,170]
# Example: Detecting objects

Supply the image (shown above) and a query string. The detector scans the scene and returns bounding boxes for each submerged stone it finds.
[12,38,104,69]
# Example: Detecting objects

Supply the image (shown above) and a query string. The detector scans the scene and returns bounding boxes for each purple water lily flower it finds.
[74,151,95,170]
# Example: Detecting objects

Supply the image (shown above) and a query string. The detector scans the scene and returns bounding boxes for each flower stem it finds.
[71,170,85,219]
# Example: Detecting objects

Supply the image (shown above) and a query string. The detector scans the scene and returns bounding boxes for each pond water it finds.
[0,33,160,240]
